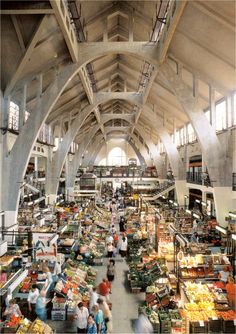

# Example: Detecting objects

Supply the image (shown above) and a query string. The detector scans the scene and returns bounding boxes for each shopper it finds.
[134,313,153,333]
[74,302,89,333]
[226,276,236,310]
[119,236,128,258]
[87,314,97,334]
[53,261,62,282]
[109,224,117,235]
[107,242,114,258]
[89,287,99,313]
[93,304,106,334]
[97,298,112,334]
[107,259,115,284]
[43,266,53,294]
[35,290,50,321]
[113,232,119,248]
[98,279,110,301]
[106,234,113,245]
[119,216,125,232]
[218,266,231,288]
[27,284,39,320]
[3,299,22,319]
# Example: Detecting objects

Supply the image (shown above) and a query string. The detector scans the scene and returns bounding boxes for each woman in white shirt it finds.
[120,236,128,258]
[74,302,89,333]
[27,284,39,320]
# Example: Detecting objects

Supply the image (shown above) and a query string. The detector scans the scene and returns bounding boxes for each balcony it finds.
[186,171,212,187]
[233,173,236,191]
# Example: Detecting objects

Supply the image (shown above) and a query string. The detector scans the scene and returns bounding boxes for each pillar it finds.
[19,84,27,131]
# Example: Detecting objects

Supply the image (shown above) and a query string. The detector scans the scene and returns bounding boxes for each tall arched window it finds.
[108,147,127,165]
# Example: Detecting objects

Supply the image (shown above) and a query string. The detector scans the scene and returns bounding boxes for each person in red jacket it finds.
[98,279,110,301]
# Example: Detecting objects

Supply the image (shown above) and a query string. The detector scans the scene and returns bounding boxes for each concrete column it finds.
[103,18,108,42]
[175,180,188,207]
[19,84,27,131]
[161,62,231,187]
[129,12,134,41]
[209,85,216,130]
[34,156,38,178]
[66,187,74,202]
[213,187,233,226]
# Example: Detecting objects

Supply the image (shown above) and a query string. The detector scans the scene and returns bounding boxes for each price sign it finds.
[233,319,236,326]
[212,317,218,321]
[199,321,204,327]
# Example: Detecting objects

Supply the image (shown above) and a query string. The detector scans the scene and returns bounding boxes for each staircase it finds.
[143,182,175,201]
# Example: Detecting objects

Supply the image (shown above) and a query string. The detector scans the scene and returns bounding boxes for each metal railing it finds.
[233,173,236,191]
[186,172,212,187]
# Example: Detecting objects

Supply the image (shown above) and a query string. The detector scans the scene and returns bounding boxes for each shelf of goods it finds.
[51,297,66,321]
[128,253,163,292]
[1,317,53,334]
[178,253,231,280]
[138,306,184,334]
[18,318,53,334]
[157,221,174,262]
[54,260,96,310]
[179,281,236,333]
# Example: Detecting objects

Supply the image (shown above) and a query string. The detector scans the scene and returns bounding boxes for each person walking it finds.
[27,284,39,320]
[74,302,89,333]
[119,236,128,258]
[89,287,99,313]
[107,259,115,286]
[107,243,114,258]
[87,314,97,334]
[92,304,106,334]
[35,290,50,321]
[98,279,110,301]
[97,298,112,334]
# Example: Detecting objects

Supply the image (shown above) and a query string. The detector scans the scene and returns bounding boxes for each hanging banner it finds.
[32,233,58,260]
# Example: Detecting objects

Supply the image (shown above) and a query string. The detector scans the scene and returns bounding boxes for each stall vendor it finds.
[3,299,22,319]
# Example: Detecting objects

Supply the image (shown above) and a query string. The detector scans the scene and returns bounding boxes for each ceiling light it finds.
[195,199,201,204]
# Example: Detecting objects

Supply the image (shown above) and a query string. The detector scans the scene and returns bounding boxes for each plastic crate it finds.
[208,318,222,333]
[190,321,208,333]
[51,310,66,321]
[131,287,141,293]
[93,258,103,265]
[222,320,236,333]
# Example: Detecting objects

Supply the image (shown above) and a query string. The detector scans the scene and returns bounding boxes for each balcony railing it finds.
[233,173,236,191]
[186,172,212,187]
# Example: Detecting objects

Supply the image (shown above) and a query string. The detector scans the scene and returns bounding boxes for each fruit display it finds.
[184,282,214,302]
[0,255,15,266]
[181,310,208,322]
[29,319,53,334]
[5,315,21,328]
[216,310,236,320]
[16,318,32,334]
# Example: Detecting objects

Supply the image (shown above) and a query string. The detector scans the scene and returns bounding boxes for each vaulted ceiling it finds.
[1,0,235,148]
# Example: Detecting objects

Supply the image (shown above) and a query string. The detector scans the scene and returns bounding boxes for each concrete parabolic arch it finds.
[2,42,159,225]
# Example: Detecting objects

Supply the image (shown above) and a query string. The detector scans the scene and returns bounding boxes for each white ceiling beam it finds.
[49,0,78,62]
[191,2,235,32]
[11,15,26,53]
[4,15,48,97]
[79,66,94,104]
[0,9,54,15]
[168,54,229,95]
